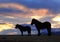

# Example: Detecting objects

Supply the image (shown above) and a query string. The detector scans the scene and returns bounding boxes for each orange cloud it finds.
[10,8,49,19]
[30,9,48,16]
[30,9,54,20]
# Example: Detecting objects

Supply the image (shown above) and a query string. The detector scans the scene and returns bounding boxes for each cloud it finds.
[0,3,58,28]
[0,20,3,22]
[9,0,60,14]
[0,23,14,31]
[24,0,60,14]
[0,1,60,28]
[0,3,32,18]
[0,29,21,35]
[0,14,32,25]
[52,14,60,21]
[0,3,26,13]
[0,4,51,25]
[0,3,50,19]
[30,9,48,16]
[4,16,16,19]
[51,14,60,28]
[0,1,59,19]
[0,8,24,14]
[51,22,60,28]
[0,0,60,14]
[0,3,28,11]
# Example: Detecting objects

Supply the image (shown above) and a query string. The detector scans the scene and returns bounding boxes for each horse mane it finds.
[43,21,51,24]
[32,18,41,23]
[32,18,38,21]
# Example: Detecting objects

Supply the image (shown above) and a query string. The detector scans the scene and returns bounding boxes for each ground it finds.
[0,35,60,42]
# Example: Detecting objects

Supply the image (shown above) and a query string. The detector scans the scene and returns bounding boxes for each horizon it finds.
[0,23,60,35]
[0,22,59,32]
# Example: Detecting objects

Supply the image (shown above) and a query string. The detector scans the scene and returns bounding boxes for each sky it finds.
[0,0,60,32]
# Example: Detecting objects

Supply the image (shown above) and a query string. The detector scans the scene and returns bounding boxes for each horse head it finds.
[15,24,20,29]
[31,18,42,25]
[31,18,36,25]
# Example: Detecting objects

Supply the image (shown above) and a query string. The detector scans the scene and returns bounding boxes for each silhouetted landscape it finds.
[0,24,60,42]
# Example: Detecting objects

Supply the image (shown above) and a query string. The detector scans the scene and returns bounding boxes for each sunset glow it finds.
[52,14,60,21]
[30,16,41,19]
[0,23,14,31]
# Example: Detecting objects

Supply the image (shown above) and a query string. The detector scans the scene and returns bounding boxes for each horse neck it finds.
[32,19,42,26]
[31,20,37,25]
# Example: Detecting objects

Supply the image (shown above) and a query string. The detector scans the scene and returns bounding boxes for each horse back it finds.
[25,26,31,30]
[43,22,51,28]
[20,26,31,31]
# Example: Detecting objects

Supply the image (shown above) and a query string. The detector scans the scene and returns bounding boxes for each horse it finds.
[31,18,51,36]
[15,24,31,36]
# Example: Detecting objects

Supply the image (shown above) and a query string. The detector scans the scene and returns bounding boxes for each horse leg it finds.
[37,29,41,36]
[28,30,31,36]
[47,28,51,36]
[21,31,23,36]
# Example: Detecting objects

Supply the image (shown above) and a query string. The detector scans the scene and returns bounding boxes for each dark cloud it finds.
[0,29,21,35]
[0,8,24,13]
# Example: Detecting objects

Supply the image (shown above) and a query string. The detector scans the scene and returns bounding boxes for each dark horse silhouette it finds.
[15,24,31,36]
[31,18,51,36]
